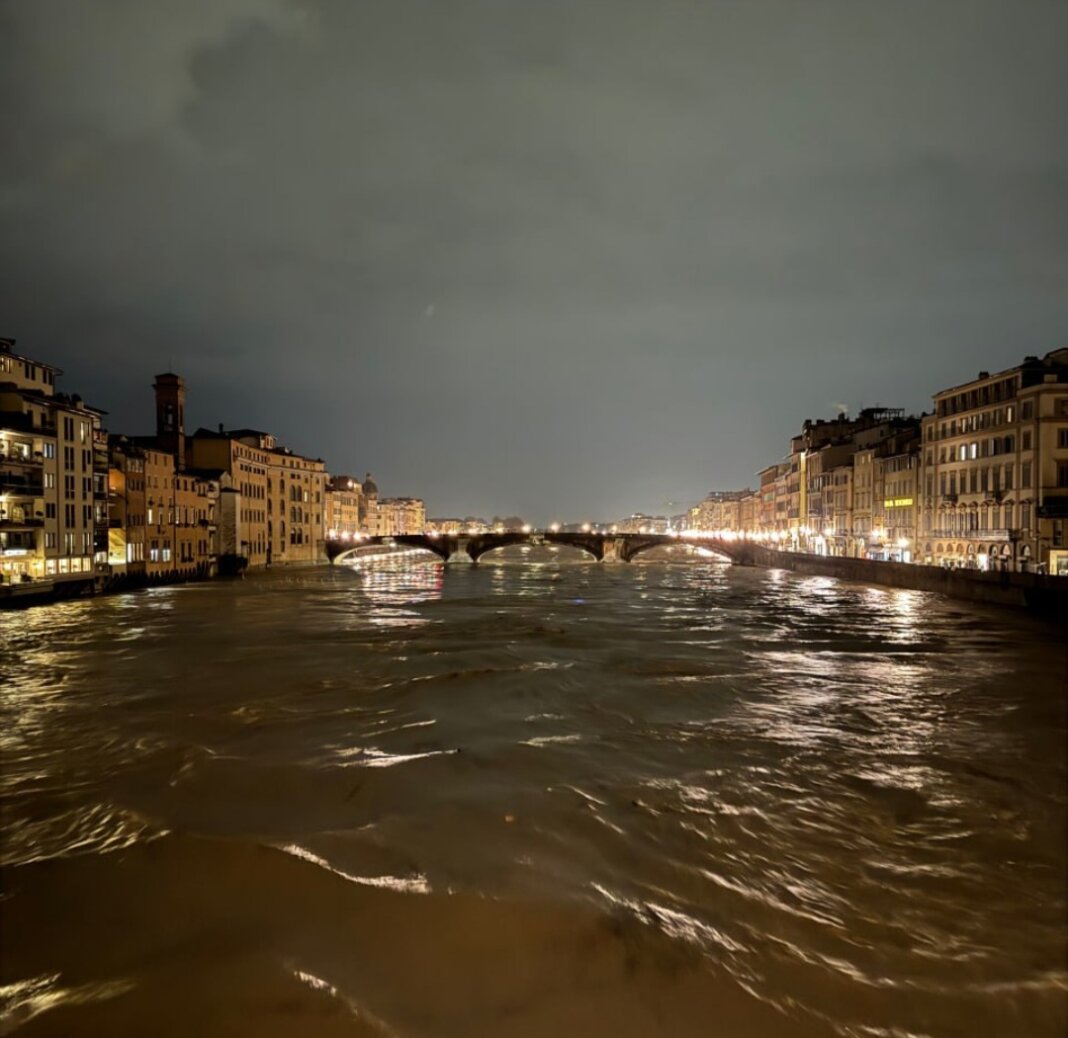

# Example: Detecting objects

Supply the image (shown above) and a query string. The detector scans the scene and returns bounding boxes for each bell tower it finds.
[154,372,186,470]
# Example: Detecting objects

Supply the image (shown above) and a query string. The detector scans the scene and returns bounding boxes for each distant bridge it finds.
[326,531,753,565]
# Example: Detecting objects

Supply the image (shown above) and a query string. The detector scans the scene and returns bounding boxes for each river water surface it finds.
[1,550,1066,1037]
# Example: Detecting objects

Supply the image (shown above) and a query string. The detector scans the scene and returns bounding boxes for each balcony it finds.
[942,492,958,503]
[0,452,44,469]
[0,534,38,553]
[0,411,55,436]
[0,477,44,495]
[0,516,44,530]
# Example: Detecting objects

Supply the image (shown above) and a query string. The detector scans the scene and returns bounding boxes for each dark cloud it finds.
[3,0,1066,521]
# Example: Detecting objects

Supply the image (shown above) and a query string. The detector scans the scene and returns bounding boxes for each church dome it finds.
[362,472,378,496]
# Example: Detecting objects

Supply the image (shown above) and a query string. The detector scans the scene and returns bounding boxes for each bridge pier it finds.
[601,536,621,562]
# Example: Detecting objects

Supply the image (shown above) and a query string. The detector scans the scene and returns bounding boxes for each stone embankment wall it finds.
[729,544,1068,614]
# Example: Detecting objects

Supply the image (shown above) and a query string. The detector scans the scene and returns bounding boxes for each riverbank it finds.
[732,544,1068,615]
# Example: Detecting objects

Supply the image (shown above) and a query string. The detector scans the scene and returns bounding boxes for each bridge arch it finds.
[328,534,452,565]
[542,532,605,562]
[464,532,532,562]
[621,537,738,563]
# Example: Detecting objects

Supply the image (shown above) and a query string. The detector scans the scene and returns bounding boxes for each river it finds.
[1,549,1066,1037]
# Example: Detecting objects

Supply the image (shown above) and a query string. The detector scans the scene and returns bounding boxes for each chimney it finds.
[154,372,186,470]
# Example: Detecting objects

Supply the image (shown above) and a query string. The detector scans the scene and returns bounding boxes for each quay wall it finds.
[729,545,1068,614]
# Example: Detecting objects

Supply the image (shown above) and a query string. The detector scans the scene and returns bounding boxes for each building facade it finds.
[376,497,427,536]
[225,432,326,565]
[136,447,217,580]
[325,475,364,540]
[688,490,750,532]
[188,427,270,566]
[107,436,147,576]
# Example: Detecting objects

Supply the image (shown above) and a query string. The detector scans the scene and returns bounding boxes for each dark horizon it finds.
[3,0,1066,523]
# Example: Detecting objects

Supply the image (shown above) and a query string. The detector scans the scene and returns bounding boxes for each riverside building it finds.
[115,374,220,581]
[687,490,750,532]
[920,347,1068,573]
[377,497,427,536]
[188,425,270,567]
[224,432,326,565]
[0,339,106,588]
[325,475,364,540]
[359,473,426,536]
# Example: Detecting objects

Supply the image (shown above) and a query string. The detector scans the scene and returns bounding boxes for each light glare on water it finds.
[1,551,1066,1037]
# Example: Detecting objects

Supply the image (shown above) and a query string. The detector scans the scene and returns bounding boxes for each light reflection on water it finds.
[1,552,1065,1037]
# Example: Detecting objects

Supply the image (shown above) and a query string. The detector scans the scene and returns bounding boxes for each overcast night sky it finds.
[2,0,1066,522]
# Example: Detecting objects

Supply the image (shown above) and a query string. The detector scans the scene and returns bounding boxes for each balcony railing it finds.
[0,517,44,529]
[0,453,44,469]
[0,535,38,552]
[971,528,1011,541]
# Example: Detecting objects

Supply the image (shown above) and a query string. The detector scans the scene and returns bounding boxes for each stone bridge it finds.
[326,531,753,565]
